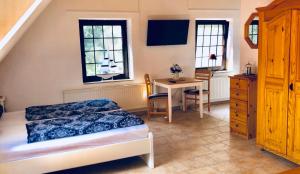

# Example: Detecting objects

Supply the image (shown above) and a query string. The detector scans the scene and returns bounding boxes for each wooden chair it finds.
[144,74,169,120]
[184,69,212,111]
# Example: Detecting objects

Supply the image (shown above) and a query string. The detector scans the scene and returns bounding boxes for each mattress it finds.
[0,111,149,163]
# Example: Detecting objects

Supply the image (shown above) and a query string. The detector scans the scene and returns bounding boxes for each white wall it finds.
[0,0,240,111]
[240,0,272,72]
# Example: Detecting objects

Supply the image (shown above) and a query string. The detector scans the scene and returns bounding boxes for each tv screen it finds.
[147,20,190,46]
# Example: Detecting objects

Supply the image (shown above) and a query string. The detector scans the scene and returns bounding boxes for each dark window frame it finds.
[195,20,229,71]
[79,20,130,83]
[249,20,259,45]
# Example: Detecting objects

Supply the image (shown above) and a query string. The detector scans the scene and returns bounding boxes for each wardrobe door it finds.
[288,10,300,162]
[260,10,291,154]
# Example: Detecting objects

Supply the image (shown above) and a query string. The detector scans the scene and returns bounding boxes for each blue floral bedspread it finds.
[26,110,144,143]
[25,98,120,121]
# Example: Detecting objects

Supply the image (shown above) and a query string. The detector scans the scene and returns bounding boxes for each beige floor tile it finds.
[51,103,298,174]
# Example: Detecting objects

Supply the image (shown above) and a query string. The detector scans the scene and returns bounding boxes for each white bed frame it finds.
[0,133,154,174]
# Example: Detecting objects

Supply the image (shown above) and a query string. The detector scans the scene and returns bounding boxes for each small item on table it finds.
[170,64,183,81]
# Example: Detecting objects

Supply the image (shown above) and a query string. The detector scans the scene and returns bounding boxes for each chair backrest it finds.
[144,74,152,97]
[195,69,212,89]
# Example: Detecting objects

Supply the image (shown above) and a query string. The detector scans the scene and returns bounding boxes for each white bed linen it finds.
[0,111,149,163]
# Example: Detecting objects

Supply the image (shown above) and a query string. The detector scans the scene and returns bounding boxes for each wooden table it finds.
[153,78,203,123]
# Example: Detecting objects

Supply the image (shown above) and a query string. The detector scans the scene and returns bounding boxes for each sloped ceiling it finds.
[0,0,52,63]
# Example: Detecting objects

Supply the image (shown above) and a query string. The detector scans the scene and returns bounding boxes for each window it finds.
[79,20,130,83]
[195,20,229,70]
[249,20,259,45]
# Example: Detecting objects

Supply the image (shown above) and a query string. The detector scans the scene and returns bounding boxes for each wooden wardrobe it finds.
[256,0,300,164]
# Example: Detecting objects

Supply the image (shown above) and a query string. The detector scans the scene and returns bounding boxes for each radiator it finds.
[205,76,230,102]
[63,84,147,110]
[63,77,229,111]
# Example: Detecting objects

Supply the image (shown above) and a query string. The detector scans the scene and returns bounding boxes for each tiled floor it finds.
[51,103,298,174]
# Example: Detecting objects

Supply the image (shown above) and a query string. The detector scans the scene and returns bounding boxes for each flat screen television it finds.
[147,20,190,46]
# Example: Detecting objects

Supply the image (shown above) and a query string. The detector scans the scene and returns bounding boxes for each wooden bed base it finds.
[0,132,154,174]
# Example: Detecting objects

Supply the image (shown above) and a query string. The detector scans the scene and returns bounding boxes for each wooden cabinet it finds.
[256,0,300,164]
[287,9,300,162]
[230,74,257,139]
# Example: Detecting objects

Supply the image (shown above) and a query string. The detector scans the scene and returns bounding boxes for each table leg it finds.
[153,81,158,94]
[182,88,186,111]
[199,83,203,118]
[168,88,172,123]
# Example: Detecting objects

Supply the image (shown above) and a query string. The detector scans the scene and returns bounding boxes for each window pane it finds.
[204,25,211,35]
[95,51,105,63]
[114,38,123,50]
[114,51,123,62]
[100,64,109,74]
[216,56,222,66]
[211,25,219,35]
[202,57,209,67]
[249,26,253,34]
[108,51,114,60]
[103,26,113,37]
[96,64,102,74]
[93,26,103,38]
[252,35,258,44]
[209,58,219,67]
[84,39,94,51]
[196,36,203,46]
[94,39,104,50]
[203,36,210,46]
[196,47,202,58]
[104,51,109,59]
[209,46,217,55]
[252,25,258,34]
[104,38,113,50]
[218,36,223,45]
[217,46,223,56]
[211,36,218,46]
[195,58,202,68]
[203,47,209,57]
[218,25,223,35]
[113,26,122,37]
[83,26,93,38]
[86,64,95,76]
[115,62,124,74]
[197,25,204,35]
[85,52,95,63]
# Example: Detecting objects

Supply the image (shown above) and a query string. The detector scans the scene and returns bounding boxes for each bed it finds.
[0,100,154,174]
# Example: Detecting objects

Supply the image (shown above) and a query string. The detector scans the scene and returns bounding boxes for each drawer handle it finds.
[235,124,239,127]
[235,83,239,86]
[236,103,238,107]
[236,93,239,96]
[235,114,238,117]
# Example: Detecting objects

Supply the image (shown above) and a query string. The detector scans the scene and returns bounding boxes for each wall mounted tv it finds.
[147,20,190,46]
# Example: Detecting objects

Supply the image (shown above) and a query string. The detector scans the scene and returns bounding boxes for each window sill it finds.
[83,78,134,85]
[211,70,235,77]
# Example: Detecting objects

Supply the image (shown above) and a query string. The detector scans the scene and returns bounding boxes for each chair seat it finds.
[184,89,209,95]
[184,89,199,95]
[148,93,168,99]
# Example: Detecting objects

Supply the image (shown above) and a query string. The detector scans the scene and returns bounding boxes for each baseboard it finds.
[129,100,229,116]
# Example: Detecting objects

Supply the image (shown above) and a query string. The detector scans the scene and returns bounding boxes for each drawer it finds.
[230,99,248,112]
[230,78,248,90]
[230,119,248,135]
[230,88,248,101]
[230,110,248,122]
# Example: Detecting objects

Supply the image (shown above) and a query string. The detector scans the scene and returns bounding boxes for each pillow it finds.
[0,105,3,119]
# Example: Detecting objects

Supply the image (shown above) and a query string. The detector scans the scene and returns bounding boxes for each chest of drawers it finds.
[229,74,257,139]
